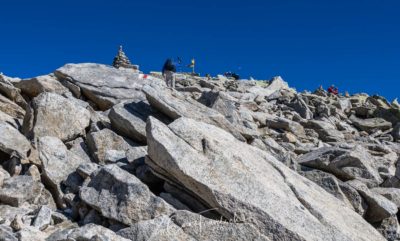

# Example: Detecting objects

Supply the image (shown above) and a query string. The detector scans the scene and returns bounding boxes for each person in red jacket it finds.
[328,85,338,95]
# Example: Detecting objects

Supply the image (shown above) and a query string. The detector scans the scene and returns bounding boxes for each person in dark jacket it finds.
[162,58,176,88]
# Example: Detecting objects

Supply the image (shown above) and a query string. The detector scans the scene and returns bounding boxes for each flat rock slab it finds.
[55,63,165,110]
[350,115,392,133]
[146,116,385,241]
[80,164,174,226]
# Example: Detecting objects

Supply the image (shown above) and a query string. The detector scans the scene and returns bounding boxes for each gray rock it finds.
[300,169,355,210]
[0,75,27,110]
[350,115,392,133]
[146,116,385,241]
[372,187,400,208]
[55,63,164,110]
[305,120,345,142]
[0,109,20,129]
[80,165,174,226]
[0,121,31,159]
[0,94,25,119]
[15,226,47,240]
[0,176,43,207]
[33,205,52,230]
[297,145,382,184]
[0,166,10,186]
[66,137,92,163]
[374,215,400,241]
[347,179,398,223]
[0,205,32,223]
[38,136,88,208]
[142,84,246,141]
[64,224,131,241]
[77,163,100,179]
[117,215,195,241]
[265,115,306,136]
[172,210,271,241]
[109,100,167,143]
[86,128,138,164]
[15,74,70,98]
[288,95,313,119]
[27,92,91,142]
[0,224,17,241]
[392,123,400,141]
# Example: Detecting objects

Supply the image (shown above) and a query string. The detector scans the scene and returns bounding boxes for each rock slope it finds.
[0,64,399,240]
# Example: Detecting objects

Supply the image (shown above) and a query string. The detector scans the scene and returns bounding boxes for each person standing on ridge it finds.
[162,58,176,88]
[327,85,339,95]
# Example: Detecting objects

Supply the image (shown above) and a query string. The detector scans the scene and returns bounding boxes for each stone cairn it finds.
[112,45,138,70]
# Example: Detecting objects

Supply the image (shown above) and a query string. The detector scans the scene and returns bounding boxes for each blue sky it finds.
[0,0,399,100]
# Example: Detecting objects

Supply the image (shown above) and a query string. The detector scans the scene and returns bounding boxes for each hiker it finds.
[162,58,176,88]
[224,72,240,80]
[327,85,338,95]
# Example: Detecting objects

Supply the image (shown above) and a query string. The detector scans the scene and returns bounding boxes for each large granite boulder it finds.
[15,74,70,98]
[0,94,25,119]
[25,92,90,142]
[86,128,140,164]
[145,117,385,241]
[109,100,169,143]
[142,84,246,141]
[0,121,31,159]
[54,63,165,110]
[305,120,345,142]
[38,136,89,208]
[80,165,174,226]
[0,175,55,208]
[297,145,382,184]
[350,115,392,133]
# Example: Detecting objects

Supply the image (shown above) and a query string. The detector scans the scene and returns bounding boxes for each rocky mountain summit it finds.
[0,63,400,240]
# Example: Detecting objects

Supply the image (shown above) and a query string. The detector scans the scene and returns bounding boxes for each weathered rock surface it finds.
[47,223,130,241]
[2,62,400,240]
[143,84,246,141]
[26,92,91,141]
[350,115,392,133]
[55,63,164,110]
[348,180,398,223]
[38,136,88,208]
[297,145,382,184]
[109,100,168,143]
[80,165,174,226]
[86,128,139,164]
[0,121,31,158]
[15,74,70,98]
[0,94,25,119]
[0,175,54,208]
[146,116,384,241]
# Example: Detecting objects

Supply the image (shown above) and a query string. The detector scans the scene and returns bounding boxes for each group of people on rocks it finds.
[163,58,341,96]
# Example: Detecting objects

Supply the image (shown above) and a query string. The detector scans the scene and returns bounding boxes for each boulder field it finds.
[0,63,400,240]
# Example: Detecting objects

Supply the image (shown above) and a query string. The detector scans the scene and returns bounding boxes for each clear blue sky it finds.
[1,0,399,100]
